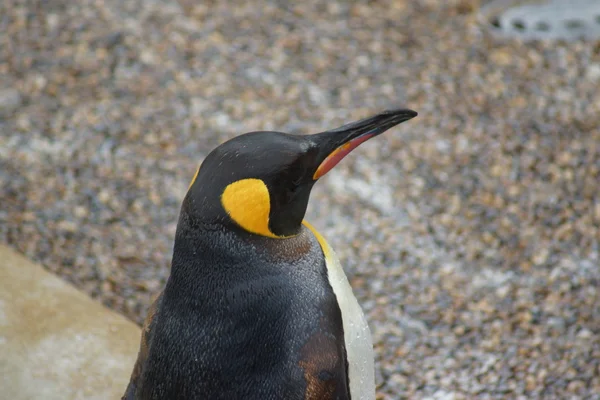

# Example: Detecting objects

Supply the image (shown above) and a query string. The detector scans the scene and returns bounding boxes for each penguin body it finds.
[123,109,417,400]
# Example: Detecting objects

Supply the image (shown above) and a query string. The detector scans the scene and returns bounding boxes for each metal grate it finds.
[481,0,600,40]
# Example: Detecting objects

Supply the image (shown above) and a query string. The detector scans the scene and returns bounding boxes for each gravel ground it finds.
[1,0,599,398]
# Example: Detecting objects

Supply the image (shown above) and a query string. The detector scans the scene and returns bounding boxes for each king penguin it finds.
[122,108,417,400]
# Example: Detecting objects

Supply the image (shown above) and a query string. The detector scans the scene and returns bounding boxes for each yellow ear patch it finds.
[221,178,283,238]
[188,167,200,191]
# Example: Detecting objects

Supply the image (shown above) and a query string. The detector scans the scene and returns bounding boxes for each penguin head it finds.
[186,108,417,238]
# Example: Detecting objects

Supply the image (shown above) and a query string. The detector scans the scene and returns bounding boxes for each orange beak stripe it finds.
[313,133,376,180]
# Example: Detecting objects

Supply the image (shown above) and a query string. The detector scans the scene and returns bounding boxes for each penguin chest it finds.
[302,222,375,400]
[323,246,375,400]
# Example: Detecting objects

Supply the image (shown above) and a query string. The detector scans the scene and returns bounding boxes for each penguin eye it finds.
[288,163,306,187]
[282,170,304,203]
[287,179,301,196]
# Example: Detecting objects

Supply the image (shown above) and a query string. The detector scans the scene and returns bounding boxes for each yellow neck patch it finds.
[221,178,284,238]
[302,220,332,259]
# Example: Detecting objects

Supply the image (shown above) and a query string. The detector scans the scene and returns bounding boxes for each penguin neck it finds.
[165,208,315,300]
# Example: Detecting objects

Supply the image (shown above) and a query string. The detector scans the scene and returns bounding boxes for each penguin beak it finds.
[311,108,418,180]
